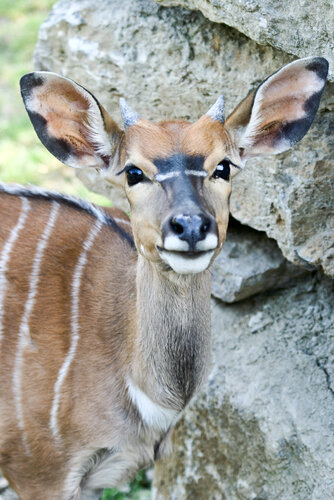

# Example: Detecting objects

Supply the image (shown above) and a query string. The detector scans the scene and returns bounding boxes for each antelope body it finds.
[0,57,328,499]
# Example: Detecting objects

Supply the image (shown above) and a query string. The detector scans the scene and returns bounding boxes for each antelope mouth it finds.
[157,247,215,274]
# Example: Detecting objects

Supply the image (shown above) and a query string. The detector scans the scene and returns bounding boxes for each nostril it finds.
[200,217,211,235]
[170,217,185,236]
[167,213,213,246]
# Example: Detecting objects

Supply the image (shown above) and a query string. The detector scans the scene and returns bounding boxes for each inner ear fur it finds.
[225,57,328,160]
[20,71,124,173]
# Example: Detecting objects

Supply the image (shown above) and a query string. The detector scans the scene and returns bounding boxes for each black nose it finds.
[169,213,211,249]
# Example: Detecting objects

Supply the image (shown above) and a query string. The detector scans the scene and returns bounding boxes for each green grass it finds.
[102,471,152,500]
[0,0,111,206]
[0,1,151,498]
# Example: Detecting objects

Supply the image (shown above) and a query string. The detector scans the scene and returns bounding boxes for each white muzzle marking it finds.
[195,233,218,251]
[160,233,218,274]
[164,233,218,253]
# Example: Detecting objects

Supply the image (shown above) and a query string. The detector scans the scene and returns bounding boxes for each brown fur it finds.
[0,194,136,498]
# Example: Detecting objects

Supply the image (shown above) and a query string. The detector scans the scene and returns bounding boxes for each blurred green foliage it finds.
[102,470,151,500]
[0,0,111,205]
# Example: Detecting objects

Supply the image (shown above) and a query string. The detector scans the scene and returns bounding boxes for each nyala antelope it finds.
[0,57,328,499]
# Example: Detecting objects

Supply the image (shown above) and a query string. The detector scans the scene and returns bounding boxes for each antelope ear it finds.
[225,57,328,161]
[20,71,124,172]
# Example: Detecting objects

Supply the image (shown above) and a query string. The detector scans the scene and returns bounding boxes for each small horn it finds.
[206,95,225,124]
[119,98,140,129]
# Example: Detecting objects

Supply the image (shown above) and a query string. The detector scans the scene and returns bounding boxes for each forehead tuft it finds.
[125,119,186,160]
[125,114,229,163]
[180,115,228,156]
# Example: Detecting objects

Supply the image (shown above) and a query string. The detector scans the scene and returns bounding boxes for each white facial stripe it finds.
[159,250,214,274]
[13,201,59,455]
[185,170,207,177]
[155,170,207,182]
[155,171,180,182]
[195,234,218,251]
[0,197,30,346]
[127,379,178,431]
[50,219,102,442]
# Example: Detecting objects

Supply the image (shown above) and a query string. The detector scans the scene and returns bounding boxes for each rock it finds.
[153,274,334,500]
[0,490,17,500]
[0,476,17,500]
[0,477,8,490]
[34,0,334,277]
[211,219,307,303]
[230,120,334,278]
[153,0,334,82]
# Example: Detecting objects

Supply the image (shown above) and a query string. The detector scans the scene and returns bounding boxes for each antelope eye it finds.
[126,166,144,186]
[212,159,231,181]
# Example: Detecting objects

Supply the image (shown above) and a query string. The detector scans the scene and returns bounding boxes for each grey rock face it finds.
[0,476,17,500]
[230,122,334,278]
[154,0,334,82]
[211,219,307,303]
[153,275,334,500]
[34,0,334,277]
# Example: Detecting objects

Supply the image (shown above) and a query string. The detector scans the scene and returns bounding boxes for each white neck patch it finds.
[127,379,178,432]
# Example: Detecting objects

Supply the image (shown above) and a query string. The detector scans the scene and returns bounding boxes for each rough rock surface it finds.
[154,0,334,82]
[0,476,17,500]
[34,0,334,277]
[211,219,307,303]
[153,274,334,500]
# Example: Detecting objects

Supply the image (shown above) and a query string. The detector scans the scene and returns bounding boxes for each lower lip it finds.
[157,248,215,274]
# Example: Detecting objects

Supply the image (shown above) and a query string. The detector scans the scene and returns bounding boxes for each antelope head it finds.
[20,57,328,274]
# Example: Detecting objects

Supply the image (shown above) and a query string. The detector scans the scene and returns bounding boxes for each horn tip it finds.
[207,95,225,123]
[119,98,140,129]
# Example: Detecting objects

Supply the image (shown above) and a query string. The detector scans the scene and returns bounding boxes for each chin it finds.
[158,249,215,274]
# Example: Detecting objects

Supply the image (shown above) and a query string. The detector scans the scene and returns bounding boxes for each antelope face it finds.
[20,57,328,274]
[120,114,240,274]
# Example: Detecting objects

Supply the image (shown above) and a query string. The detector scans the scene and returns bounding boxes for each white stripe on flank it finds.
[13,201,59,455]
[50,219,103,442]
[0,197,30,346]
[185,169,207,177]
[0,181,130,229]
[113,217,131,226]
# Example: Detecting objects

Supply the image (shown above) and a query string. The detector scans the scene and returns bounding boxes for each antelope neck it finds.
[130,255,212,411]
